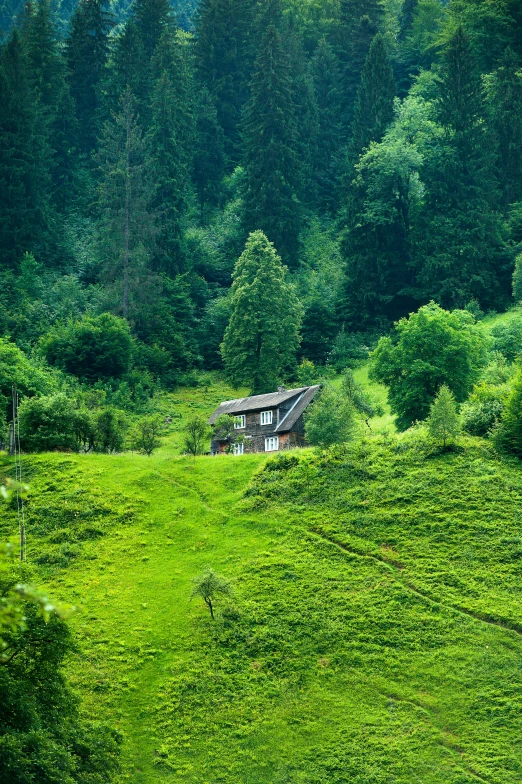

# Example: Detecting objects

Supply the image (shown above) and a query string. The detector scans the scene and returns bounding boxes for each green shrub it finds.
[304,386,355,449]
[461,382,509,437]
[494,366,522,456]
[327,329,370,371]
[370,302,487,430]
[93,409,128,453]
[42,313,133,382]
[19,394,82,452]
[490,315,522,362]
[0,338,56,422]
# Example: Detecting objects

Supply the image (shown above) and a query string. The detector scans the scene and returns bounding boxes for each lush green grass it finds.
[2,427,522,783]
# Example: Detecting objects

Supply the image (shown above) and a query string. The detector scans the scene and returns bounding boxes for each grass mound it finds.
[2,433,522,783]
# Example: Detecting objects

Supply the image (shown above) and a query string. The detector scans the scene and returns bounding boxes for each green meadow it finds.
[2,415,522,782]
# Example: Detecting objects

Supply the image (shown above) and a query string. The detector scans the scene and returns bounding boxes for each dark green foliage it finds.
[67,0,112,155]
[418,26,510,309]
[221,231,302,393]
[241,17,301,268]
[513,254,522,302]
[350,33,396,159]
[195,0,256,164]
[0,338,56,423]
[327,329,370,371]
[19,393,82,452]
[41,313,133,382]
[193,88,225,212]
[309,39,343,212]
[0,31,53,269]
[370,302,487,430]
[132,0,173,60]
[299,299,338,365]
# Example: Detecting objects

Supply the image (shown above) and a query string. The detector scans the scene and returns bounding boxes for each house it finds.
[208,385,321,455]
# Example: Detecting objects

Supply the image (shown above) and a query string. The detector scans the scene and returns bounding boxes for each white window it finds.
[265,436,279,452]
[234,415,246,429]
[233,442,244,456]
[260,410,273,426]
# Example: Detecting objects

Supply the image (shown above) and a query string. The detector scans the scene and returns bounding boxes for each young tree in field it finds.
[350,33,395,159]
[221,231,302,393]
[241,16,301,267]
[191,569,232,620]
[304,385,355,449]
[97,87,153,317]
[370,302,487,430]
[131,415,163,456]
[427,385,460,447]
[183,416,209,455]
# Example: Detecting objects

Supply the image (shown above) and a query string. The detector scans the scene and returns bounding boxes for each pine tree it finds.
[195,0,256,165]
[241,17,301,268]
[193,87,225,214]
[104,20,148,116]
[486,48,522,207]
[67,0,112,155]
[351,33,396,158]
[338,0,384,125]
[398,0,418,41]
[419,27,509,309]
[146,70,189,275]
[427,385,460,447]
[132,0,174,60]
[310,38,344,212]
[21,0,78,208]
[221,231,302,393]
[0,30,52,268]
[96,87,153,316]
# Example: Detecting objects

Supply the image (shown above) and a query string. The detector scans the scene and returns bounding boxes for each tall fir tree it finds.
[104,20,148,117]
[337,0,384,126]
[241,10,301,268]
[419,26,510,309]
[0,30,53,268]
[486,48,522,207]
[96,87,153,316]
[350,33,396,159]
[132,0,174,60]
[195,0,256,165]
[193,87,225,214]
[221,231,302,393]
[310,38,344,213]
[67,0,112,155]
[21,0,78,209]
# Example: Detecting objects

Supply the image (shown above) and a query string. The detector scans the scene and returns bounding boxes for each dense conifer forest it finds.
[4,0,522,781]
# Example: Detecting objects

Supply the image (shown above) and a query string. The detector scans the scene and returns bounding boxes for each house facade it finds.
[208,386,321,455]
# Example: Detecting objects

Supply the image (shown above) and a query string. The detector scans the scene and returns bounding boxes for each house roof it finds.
[208,385,321,426]
[275,385,321,432]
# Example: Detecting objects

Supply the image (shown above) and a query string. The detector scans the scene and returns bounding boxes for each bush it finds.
[183,416,209,456]
[42,313,133,382]
[0,338,56,423]
[494,366,522,456]
[461,382,509,437]
[130,416,163,456]
[304,386,355,449]
[327,329,370,371]
[490,315,522,362]
[370,302,487,430]
[93,409,128,453]
[19,394,82,452]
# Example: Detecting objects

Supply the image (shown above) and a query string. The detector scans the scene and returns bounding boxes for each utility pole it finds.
[11,385,26,561]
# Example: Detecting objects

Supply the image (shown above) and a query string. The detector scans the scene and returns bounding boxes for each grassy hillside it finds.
[2,426,522,782]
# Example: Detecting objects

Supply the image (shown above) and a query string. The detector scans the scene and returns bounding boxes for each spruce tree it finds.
[146,70,189,275]
[0,30,52,268]
[241,16,301,268]
[486,48,522,207]
[67,0,112,155]
[132,0,174,60]
[104,20,148,116]
[338,0,384,125]
[221,231,302,393]
[419,27,509,309]
[497,366,522,456]
[193,87,225,214]
[195,0,256,164]
[310,38,344,213]
[351,33,396,158]
[21,0,78,208]
[96,87,153,316]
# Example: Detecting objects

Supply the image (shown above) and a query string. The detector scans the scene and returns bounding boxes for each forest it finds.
[3,0,522,782]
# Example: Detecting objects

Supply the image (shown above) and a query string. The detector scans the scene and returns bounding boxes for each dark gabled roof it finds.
[275,385,321,432]
[208,386,320,425]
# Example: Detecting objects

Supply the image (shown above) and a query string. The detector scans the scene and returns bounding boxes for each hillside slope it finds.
[2,433,522,783]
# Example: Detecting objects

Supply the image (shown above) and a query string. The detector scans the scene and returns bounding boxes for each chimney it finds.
[277,386,286,393]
